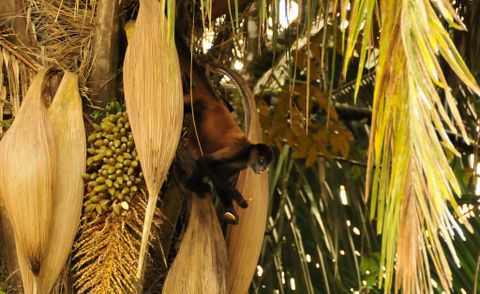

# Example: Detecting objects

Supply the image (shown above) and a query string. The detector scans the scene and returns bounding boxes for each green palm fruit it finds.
[94,185,106,193]
[84,111,148,216]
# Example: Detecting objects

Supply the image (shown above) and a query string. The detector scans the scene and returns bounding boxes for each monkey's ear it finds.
[254,144,273,163]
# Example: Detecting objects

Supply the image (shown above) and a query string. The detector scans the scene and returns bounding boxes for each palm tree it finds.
[0,0,479,293]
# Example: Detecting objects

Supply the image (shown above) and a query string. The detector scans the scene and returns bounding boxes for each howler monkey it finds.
[178,37,272,224]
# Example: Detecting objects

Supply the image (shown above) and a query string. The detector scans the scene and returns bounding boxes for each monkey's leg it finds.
[225,185,248,208]
[197,158,248,208]
[186,162,210,196]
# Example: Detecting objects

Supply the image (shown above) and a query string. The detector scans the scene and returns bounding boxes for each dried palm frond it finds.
[0,0,96,137]
[162,195,228,294]
[27,0,96,96]
[0,37,39,72]
[343,0,480,292]
[226,164,270,294]
[0,41,35,126]
[123,0,183,279]
[1,0,96,130]
[0,68,56,292]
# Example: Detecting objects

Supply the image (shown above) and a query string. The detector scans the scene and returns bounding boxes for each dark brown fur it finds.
[185,90,248,157]
[184,88,272,224]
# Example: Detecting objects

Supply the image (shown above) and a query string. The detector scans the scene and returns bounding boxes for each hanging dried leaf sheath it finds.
[162,195,228,293]
[39,72,86,293]
[123,0,183,279]
[226,74,269,294]
[0,69,56,292]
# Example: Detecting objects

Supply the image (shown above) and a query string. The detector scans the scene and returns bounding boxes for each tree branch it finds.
[88,0,120,106]
[211,0,254,21]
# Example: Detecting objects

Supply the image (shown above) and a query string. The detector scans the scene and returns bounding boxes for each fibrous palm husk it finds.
[123,0,183,279]
[162,194,228,294]
[0,68,56,292]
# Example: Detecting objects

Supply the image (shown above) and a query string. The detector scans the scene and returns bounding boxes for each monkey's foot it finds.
[236,197,249,209]
[224,209,239,225]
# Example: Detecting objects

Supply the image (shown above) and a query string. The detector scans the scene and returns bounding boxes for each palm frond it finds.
[343,0,480,292]
[0,37,37,135]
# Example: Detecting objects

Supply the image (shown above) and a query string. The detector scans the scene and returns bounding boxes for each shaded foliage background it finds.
[248,0,480,292]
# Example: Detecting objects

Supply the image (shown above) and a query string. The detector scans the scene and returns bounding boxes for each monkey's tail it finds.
[205,64,256,136]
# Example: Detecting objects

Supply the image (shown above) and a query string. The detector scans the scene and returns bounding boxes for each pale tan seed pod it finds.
[38,71,86,293]
[123,0,183,279]
[0,68,56,292]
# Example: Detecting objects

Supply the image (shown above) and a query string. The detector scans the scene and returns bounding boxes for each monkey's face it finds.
[250,144,273,174]
[251,156,267,173]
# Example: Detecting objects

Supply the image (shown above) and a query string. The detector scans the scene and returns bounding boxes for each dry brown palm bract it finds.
[225,71,270,294]
[0,68,56,293]
[162,195,228,294]
[226,168,269,294]
[123,0,184,280]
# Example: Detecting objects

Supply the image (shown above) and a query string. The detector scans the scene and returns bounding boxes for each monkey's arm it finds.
[186,161,210,196]
[186,157,245,224]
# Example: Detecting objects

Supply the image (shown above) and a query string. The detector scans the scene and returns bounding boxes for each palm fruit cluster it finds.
[83,112,143,215]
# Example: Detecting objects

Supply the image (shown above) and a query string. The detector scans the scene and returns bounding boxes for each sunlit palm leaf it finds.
[342,0,375,101]
[342,0,480,293]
